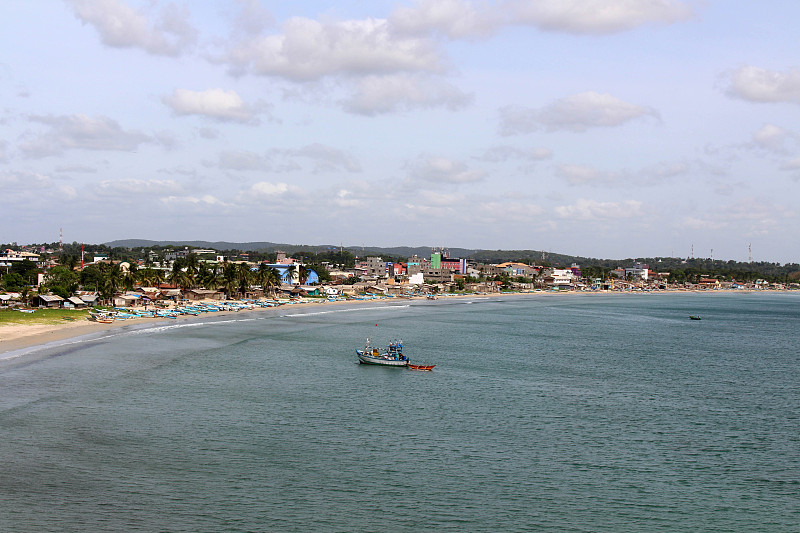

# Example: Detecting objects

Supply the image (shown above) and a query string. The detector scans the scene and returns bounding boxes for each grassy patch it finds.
[0,308,91,325]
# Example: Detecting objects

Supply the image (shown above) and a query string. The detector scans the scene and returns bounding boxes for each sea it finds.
[1,292,798,532]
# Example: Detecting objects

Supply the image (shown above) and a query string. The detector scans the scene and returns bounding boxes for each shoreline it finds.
[1,289,793,361]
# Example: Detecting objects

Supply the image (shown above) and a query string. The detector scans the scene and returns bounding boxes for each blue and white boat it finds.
[356,339,409,366]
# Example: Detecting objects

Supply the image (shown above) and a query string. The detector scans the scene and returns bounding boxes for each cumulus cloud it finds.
[477,145,553,162]
[67,0,196,56]
[556,161,687,186]
[554,198,643,220]
[231,0,274,37]
[220,17,442,81]
[287,144,361,173]
[161,194,228,207]
[725,66,800,104]
[409,156,487,183]
[164,88,260,123]
[0,170,77,201]
[389,0,501,39]
[95,178,185,197]
[750,124,794,153]
[21,114,150,158]
[507,0,693,35]
[342,74,472,115]
[780,158,800,171]
[217,150,271,171]
[499,92,657,134]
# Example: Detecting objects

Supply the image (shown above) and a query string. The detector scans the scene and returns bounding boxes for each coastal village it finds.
[1,243,795,312]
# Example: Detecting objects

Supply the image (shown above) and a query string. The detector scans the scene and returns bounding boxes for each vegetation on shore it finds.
[2,240,799,296]
[0,308,90,326]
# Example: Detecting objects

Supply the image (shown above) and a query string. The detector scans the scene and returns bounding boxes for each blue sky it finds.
[2,1,799,263]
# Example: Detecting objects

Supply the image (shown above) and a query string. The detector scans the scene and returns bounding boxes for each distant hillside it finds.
[101,239,799,280]
[104,239,482,260]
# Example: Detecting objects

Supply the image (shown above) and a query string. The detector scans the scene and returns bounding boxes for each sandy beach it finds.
[0,296,416,358]
[1,288,787,359]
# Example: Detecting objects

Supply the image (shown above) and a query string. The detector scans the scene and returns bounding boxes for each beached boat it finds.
[356,339,409,366]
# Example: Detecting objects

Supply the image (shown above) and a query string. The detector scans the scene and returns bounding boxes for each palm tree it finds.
[236,263,252,297]
[197,263,219,289]
[220,262,238,299]
[296,264,310,286]
[255,263,280,297]
[122,264,138,292]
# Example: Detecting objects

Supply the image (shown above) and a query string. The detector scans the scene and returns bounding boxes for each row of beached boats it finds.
[88,298,298,323]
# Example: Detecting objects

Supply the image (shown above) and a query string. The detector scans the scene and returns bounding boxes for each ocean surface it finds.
[1,292,798,532]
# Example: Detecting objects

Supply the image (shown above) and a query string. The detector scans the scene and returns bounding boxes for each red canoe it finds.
[408,364,435,371]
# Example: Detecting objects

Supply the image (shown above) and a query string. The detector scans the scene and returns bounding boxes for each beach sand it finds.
[0,288,776,359]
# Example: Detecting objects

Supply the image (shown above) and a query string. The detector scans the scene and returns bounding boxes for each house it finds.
[37,294,64,308]
[63,296,87,308]
[184,289,223,301]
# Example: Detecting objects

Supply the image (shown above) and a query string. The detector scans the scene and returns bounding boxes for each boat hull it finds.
[356,351,409,366]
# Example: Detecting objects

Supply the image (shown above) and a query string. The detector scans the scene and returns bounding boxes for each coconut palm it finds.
[236,263,252,297]
[197,262,219,289]
[296,264,310,285]
[255,263,280,297]
[220,262,238,299]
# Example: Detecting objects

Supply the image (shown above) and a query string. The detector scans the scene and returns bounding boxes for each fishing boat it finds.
[408,363,435,371]
[356,339,409,366]
[689,315,702,320]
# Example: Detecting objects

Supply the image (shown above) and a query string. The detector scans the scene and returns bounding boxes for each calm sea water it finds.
[1,292,798,532]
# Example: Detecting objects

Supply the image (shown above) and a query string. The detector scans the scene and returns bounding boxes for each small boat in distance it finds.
[408,363,435,371]
[689,315,702,320]
[356,338,409,367]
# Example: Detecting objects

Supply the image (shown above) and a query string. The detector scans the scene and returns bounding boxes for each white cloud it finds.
[474,200,545,222]
[0,170,77,201]
[726,66,800,104]
[780,158,800,171]
[160,194,228,207]
[217,150,271,171]
[22,114,150,158]
[556,161,687,186]
[343,74,472,115]
[555,198,643,220]
[287,144,362,173]
[507,0,693,35]
[247,181,302,200]
[95,178,185,199]
[164,89,259,123]
[409,156,487,183]
[751,124,793,153]
[499,92,657,134]
[477,145,553,162]
[219,17,442,81]
[231,0,274,37]
[556,164,617,185]
[389,0,501,39]
[67,0,196,56]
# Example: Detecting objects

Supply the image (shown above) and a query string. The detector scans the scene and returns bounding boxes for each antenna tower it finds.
[59,227,63,251]
[691,244,694,260]
[748,243,752,264]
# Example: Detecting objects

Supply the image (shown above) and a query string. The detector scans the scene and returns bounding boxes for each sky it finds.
[1,0,799,263]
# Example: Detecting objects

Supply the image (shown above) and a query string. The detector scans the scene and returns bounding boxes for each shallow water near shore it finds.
[1,292,798,532]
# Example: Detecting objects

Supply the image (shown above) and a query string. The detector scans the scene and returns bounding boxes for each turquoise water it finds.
[1,293,798,532]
